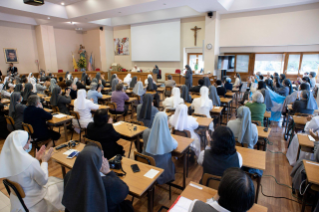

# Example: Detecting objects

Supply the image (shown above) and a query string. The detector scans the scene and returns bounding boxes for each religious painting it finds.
[3,48,19,64]
[114,38,129,55]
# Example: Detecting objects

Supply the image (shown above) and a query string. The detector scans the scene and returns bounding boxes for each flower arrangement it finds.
[77,56,87,69]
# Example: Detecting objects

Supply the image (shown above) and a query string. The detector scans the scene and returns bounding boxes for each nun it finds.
[282,83,311,115]
[74,77,86,90]
[146,77,160,107]
[257,81,273,111]
[130,76,137,88]
[0,131,64,212]
[8,92,26,130]
[110,74,117,88]
[29,78,37,93]
[203,77,211,87]
[95,72,106,86]
[245,91,266,126]
[111,78,119,92]
[36,81,47,94]
[81,72,88,85]
[279,74,286,83]
[234,73,241,88]
[73,90,99,133]
[162,87,184,110]
[144,74,153,85]
[65,71,70,80]
[137,94,159,128]
[49,78,57,93]
[184,65,193,89]
[169,104,201,156]
[224,77,233,91]
[143,112,178,184]
[180,85,192,103]
[123,73,132,86]
[66,72,73,81]
[14,83,23,93]
[292,90,316,115]
[133,81,146,104]
[22,83,35,104]
[227,106,258,149]
[208,85,221,106]
[50,87,71,115]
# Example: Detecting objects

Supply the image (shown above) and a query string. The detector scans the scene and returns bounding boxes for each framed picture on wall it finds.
[3,48,19,64]
[114,38,129,55]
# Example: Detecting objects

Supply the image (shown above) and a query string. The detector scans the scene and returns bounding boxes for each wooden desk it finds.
[296,134,314,161]
[264,111,271,127]
[293,115,308,125]
[236,146,266,170]
[225,91,237,107]
[100,94,111,101]
[125,97,138,119]
[51,143,163,212]
[257,126,272,151]
[302,160,319,212]
[193,116,213,128]
[102,87,111,94]
[44,108,53,113]
[47,113,74,142]
[211,106,224,125]
[37,93,47,99]
[146,91,156,95]
[157,87,165,93]
[156,82,162,87]
[179,182,267,212]
[1,99,10,105]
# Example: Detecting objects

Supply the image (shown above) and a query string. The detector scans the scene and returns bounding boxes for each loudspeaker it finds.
[221,70,227,80]
[99,27,103,31]
[207,11,213,18]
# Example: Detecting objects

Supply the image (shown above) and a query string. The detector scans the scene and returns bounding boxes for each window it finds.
[188,53,204,73]
[236,55,249,73]
[300,54,319,74]
[254,54,285,75]
[286,54,301,74]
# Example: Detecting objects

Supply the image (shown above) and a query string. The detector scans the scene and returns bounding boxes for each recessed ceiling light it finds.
[163,3,166,5]
[118,12,121,13]
[47,17,50,19]
[61,2,65,5]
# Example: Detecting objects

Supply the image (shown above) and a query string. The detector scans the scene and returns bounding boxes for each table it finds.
[102,87,111,93]
[47,113,74,142]
[211,106,224,125]
[179,181,267,212]
[37,93,47,99]
[302,160,319,212]
[193,116,213,128]
[296,134,314,161]
[51,143,163,212]
[225,91,236,107]
[257,126,272,151]
[220,97,232,123]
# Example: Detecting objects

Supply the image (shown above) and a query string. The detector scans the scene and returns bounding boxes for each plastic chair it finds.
[4,115,15,132]
[164,86,172,97]
[3,179,29,212]
[201,173,222,190]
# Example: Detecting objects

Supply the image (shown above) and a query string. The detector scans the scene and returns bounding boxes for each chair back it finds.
[107,102,118,110]
[201,173,222,190]
[192,113,206,118]
[172,127,191,138]
[52,106,60,113]
[4,115,15,131]
[3,179,28,212]
[164,86,172,97]
[84,137,103,149]
[252,120,261,126]
[294,113,309,117]
[134,151,156,166]
[70,111,81,120]
[22,122,34,134]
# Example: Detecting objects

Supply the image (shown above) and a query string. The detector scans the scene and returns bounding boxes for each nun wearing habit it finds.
[133,81,146,104]
[162,87,184,110]
[137,94,159,128]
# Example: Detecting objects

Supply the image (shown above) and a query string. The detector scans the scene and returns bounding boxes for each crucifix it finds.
[191,26,201,46]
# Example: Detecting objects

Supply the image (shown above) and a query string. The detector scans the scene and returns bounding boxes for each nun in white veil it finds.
[162,87,184,110]
[169,104,201,157]
[72,89,99,133]
[0,131,64,212]
[227,106,258,149]
[123,73,132,86]
[143,112,178,184]
[133,81,146,103]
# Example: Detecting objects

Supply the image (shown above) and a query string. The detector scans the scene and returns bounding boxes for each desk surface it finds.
[103,87,111,91]
[264,111,271,118]
[47,113,74,125]
[236,146,266,170]
[303,160,319,185]
[51,143,164,197]
[211,106,224,114]
[298,134,314,148]
[157,87,165,92]
[225,91,235,97]
[101,94,111,100]
[113,121,148,138]
[193,117,213,128]
[1,99,10,104]
[180,181,267,212]
[220,97,232,103]
[126,97,138,103]
[293,116,308,125]
[257,126,271,139]
[172,134,194,154]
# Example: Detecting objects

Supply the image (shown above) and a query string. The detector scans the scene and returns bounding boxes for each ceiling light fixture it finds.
[118,12,121,13]
[61,2,65,5]
[163,3,166,5]
[47,17,50,19]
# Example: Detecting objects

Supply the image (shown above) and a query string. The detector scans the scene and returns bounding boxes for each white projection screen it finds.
[131,19,181,62]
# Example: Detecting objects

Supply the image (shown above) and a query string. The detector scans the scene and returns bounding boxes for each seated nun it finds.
[133,81,146,104]
[227,106,258,149]
[286,115,319,165]
[216,80,226,97]
[63,143,133,212]
[37,80,48,94]
[257,81,273,112]
[144,74,153,85]
[123,73,132,86]
[8,92,26,130]
[50,86,71,115]
[203,77,211,87]
[137,94,159,128]
[162,87,184,110]
[0,131,64,212]
[209,85,221,106]
[73,90,99,133]
[21,83,36,104]
[292,90,316,115]
[275,78,291,97]
[110,83,130,116]
[86,109,124,159]
[49,78,57,93]
[142,112,178,184]
[74,77,86,90]
[224,77,233,91]
[94,72,107,87]
[111,78,119,92]
[146,77,160,108]
[87,82,103,104]
[189,79,204,93]
[66,80,77,99]
[189,168,255,212]
[245,91,266,126]
[130,76,137,89]
[180,85,192,103]
[198,126,242,177]
[169,104,201,157]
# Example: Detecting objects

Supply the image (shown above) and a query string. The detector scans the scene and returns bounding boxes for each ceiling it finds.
[0,0,318,31]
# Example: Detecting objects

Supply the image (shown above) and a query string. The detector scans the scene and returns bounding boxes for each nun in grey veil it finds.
[110,74,117,88]
[227,106,258,149]
[133,81,146,104]
[9,92,21,118]
[304,90,318,111]
[208,85,221,106]
[181,85,192,103]
[49,78,57,93]
[130,76,137,88]
[142,112,178,184]
[137,94,159,128]
[111,78,119,92]
[203,77,211,87]
[258,81,273,111]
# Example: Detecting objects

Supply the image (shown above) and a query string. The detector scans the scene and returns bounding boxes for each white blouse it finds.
[191,98,213,118]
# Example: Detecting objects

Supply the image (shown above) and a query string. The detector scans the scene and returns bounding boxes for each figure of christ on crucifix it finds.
[191,26,201,46]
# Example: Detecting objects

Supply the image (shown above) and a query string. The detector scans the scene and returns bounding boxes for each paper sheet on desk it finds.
[53,114,67,118]
[144,169,159,179]
[169,196,193,212]
[113,122,123,126]
[63,149,77,155]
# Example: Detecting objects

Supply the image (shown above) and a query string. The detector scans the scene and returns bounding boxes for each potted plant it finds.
[77,56,87,72]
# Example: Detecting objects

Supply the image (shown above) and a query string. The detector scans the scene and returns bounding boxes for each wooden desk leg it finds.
[296,145,301,162]
[63,122,68,142]
[61,166,66,177]
[255,176,261,203]
[147,185,154,212]
[183,151,187,189]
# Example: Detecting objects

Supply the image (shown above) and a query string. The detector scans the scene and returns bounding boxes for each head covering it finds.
[73,77,79,85]
[274,77,282,88]
[75,89,87,110]
[280,74,286,82]
[111,78,119,91]
[226,77,231,83]
[130,76,137,88]
[236,106,252,144]
[147,77,153,90]
[14,84,23,92]
[67,73,72,81]
[29,78,37,93]
[154,65,159,72]
[124,73,132,84]
[301,83,310,91]
[49,78,57,92]
[203,77,211,87]
[139,94,153,120]
[50,86,61,107]
[9,92,21,117]
[169,104,195,131]
[302,90,318,110]
[22,83,33,101]
[110,74,117,88]
[27,73,33,82]
[133,81,145,96]
[81,72,87,84]
[171,87,181,108]
[62,145,107,212]
[185,65,192,74]
[90,82,98,90]
[284,79,293,95]
[0,131,36,178]
[260,88,273,110]
[252,91,264,103]
[145,112,176,155]
[200,86,210,107]
[257,81,266,90]
[208,85,221,106]
[65,71,70,79]
[181,85,191,103]
[95,72,102,81]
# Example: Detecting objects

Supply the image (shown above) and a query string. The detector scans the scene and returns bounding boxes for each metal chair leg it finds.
[128,141,133,158]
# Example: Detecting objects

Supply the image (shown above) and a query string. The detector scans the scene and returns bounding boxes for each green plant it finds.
[77,56,87,69]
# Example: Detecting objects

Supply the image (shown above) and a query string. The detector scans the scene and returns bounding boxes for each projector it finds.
[24,0,44,6]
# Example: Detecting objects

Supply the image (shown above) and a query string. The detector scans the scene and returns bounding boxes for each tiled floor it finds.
[0,191,10,212]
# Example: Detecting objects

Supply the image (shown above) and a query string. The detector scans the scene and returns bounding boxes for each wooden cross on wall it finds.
[191,26,201,46]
